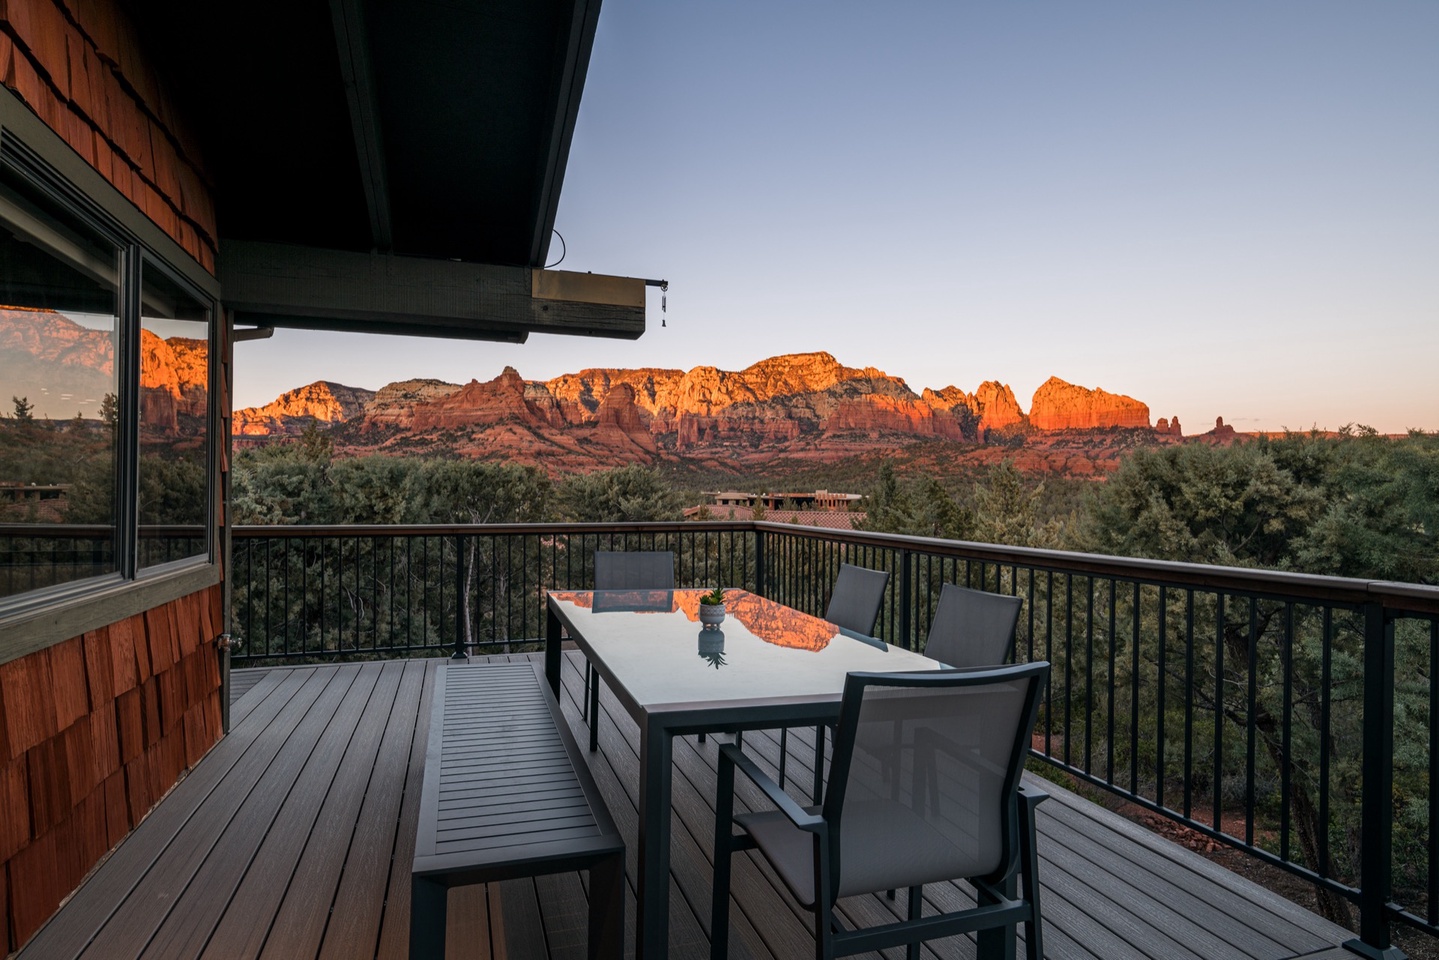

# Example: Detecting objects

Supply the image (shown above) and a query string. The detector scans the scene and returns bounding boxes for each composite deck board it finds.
[373,660,440,960]
[200,659,406,959]
[86,665,368,960]
[308,659,430,960]
[1038,806,1296,958]
[143,663,393,959]
[16,655,1357,960]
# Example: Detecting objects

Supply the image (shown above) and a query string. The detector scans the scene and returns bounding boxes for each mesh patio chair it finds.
[711,662,1050,960]
[583,551,677,744]
[594,551,676,592]
[824,563,890,636]
[922,583,1023,668]
[778,564,889,797]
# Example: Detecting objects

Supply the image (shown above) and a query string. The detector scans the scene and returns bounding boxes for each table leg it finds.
[545,605,562,699]
[637,715,673,960]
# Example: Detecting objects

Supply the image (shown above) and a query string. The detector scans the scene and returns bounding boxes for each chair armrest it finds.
[719,742,825,831]
[1017,782,1049,809]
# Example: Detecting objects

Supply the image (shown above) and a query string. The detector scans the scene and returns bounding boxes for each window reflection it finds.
[0,170,119,597]
[138,264,209,568]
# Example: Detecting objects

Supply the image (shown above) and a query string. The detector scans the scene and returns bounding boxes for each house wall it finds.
[1,1,226,950]
[0,584,223,949]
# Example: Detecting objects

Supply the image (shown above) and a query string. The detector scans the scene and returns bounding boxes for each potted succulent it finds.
[698,587,727,629]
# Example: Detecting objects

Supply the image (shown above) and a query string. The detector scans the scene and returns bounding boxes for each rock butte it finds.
[217,351,1200,474]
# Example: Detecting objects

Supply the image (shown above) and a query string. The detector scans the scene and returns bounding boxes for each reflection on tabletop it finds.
[552,588,840,652]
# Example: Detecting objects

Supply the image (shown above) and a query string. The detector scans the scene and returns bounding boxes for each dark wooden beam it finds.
[329,0,392,252]
[530,0,603,267]
[217,241,646,341]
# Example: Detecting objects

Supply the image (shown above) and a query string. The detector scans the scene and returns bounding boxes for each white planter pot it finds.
[699,603,726,629]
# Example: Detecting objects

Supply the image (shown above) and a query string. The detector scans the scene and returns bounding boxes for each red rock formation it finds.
[361,379,463,430]
[1205,417,1238,444]
[824,394,963,438]
[1028,377,1149,431]
[592,382,658,456]
[224,351,1182,477]
[234,381,375,436]
[407,368,558,433]
[974,381,1024,431]
[1155,416,1183,437]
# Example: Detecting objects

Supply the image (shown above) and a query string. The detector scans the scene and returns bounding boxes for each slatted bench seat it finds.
[410,661,625,959]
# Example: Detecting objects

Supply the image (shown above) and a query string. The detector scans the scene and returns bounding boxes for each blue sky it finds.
[236,1,1439,433]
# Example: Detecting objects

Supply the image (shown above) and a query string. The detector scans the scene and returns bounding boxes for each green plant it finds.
[700,587,727,606]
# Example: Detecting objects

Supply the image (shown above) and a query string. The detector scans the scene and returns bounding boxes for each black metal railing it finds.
[231,523,756,662]
[756,524,1439,959]
[229,520,1439,957]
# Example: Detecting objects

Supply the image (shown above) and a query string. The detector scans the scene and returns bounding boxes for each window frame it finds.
[0,92,223,663]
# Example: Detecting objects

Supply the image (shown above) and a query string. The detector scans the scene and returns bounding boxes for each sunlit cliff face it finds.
[555,588,837,652]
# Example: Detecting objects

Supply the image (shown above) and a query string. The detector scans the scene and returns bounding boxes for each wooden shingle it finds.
[115,687,144,764]
[145,605,175,674]
[26,738,71,836]
[60,718,97,801]
[0,756,29,861]
[0,651,57,756]
[89,703,120,784]
[103,769,129,846]
[140,678,161,747]
[7,828,59,947]
[129,613,152,683]
[108,616,139,697]
[82,627,114,708]
[1,847,8,956]
[47,637,89,731]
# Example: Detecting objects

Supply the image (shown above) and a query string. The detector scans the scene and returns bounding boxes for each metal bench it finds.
[410,661,625,959]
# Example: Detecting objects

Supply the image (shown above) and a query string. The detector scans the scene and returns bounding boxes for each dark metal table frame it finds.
[544,590,937,960]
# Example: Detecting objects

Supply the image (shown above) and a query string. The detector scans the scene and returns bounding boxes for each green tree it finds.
[11,396,33,421]
[969,461,1065,548]
[1076,442,1323,567]
[558,464,680,522]
[406,460,553,524]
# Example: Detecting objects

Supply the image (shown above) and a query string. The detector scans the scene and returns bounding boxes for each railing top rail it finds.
[750,522,1439,615]
[231,521,751,537]
[223,520,1439,616]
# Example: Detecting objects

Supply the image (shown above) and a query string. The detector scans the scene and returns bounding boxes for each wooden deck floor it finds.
[15,654,1355,960]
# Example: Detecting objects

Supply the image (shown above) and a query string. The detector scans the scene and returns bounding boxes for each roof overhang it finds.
[123,0,648,340]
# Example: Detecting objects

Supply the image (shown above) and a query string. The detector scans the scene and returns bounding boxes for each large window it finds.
[0,145,214,607]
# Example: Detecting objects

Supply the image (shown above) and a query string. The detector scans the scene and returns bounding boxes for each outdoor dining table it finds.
[544,587,941,960]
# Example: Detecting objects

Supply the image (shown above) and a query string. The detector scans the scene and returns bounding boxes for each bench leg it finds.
[589,673,601,751]
[589,852,626,960]
[410,875,448,960]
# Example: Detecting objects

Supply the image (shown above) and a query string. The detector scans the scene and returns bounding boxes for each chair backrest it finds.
[593,551,675,590]
[822,662,1049,901]
[923,583,1023,668]
[824,563,889,636]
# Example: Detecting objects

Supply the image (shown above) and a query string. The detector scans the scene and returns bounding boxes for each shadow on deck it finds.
[15,654,1355,959]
